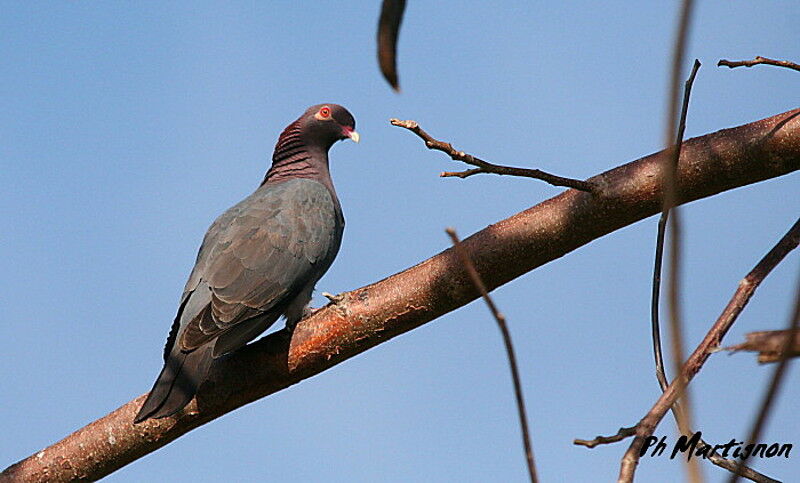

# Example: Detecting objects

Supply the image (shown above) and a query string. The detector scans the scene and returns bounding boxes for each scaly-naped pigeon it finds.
[135,104,358,422]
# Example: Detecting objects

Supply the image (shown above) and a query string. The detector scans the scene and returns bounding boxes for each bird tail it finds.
[134,344,214,423]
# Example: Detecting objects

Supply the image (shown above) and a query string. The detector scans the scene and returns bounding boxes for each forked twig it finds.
[390,118,594,193]
[446,227,538,483]
[574,426,637,449]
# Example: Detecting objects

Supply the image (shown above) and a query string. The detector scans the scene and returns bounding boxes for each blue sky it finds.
[1,2,798,481]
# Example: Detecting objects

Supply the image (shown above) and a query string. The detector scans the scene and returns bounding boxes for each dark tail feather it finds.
[134,344,214,423]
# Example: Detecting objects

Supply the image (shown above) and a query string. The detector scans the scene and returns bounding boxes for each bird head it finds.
[301,104,359,149]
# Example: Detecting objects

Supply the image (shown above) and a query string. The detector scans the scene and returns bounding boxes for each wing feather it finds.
[176,179,342,353]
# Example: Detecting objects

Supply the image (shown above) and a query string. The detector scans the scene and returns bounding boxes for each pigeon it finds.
[135,104,358,423]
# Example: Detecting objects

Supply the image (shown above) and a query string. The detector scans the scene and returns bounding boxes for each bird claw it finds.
[297,305,317,319]
[295,293,342,324]
[321,292,344,304]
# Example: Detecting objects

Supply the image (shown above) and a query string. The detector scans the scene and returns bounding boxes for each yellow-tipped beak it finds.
[347,130,360,143]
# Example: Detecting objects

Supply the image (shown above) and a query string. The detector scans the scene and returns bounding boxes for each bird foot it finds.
[300,305,322,320]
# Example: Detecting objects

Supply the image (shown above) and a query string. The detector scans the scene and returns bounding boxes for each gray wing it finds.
[166,178,343,358]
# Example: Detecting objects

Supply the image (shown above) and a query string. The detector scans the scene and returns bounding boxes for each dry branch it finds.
[2,108,800,482]
[446,228,538,482]
[389,118,595,192]
[718,56,800,73]
[722,330,800,363]
[574,426,637,449]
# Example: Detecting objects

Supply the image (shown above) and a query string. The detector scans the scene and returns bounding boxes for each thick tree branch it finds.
[2,108,799,482]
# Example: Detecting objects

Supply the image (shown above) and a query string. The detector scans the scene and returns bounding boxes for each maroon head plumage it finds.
[264,104,358,186]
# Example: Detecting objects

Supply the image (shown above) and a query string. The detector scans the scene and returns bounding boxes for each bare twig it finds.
[2,109,798,482]
[655,48,703,483]
[578,427,775,482]
[578,424,777,483]
[718,56,800,73]
[619,217,800,483]
[389,118,595,192]
[648,2,700,480]
[574,426,637,449]
[652,59,702,392]
[650,216,737,480]
[730,270,800,483]
[652,213,670,388]
[446,227,538,483]
[721,330,800,363]
[708,457,780,483]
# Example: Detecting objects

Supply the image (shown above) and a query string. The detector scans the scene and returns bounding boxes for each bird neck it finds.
[262,120,326,182]
[262,145,338,202]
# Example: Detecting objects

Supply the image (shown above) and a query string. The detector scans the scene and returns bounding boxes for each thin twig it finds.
[651,12,699,480]
[574,426,637,449]
[389,118,594,193]
[707,456,780,483]
[620,217,800,483]
[650,212,736,478]
[650,3,700,481]
[653,58,702,390]
[652,53,703,483]
[730,269,800,483]
[718,56,800,73]
[652,212,670,389]
[578,422,778,483]
[446,227,538,483]
[578,425,776,482]
[716,55,799,481]
[651,209,735,480]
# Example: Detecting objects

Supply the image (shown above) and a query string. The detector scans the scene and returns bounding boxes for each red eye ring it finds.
[319,107,331,118]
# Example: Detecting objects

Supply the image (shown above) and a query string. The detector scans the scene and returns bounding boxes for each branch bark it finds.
[3,108,800,482]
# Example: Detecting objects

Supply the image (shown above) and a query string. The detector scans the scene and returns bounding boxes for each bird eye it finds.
[319,107,331,118]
